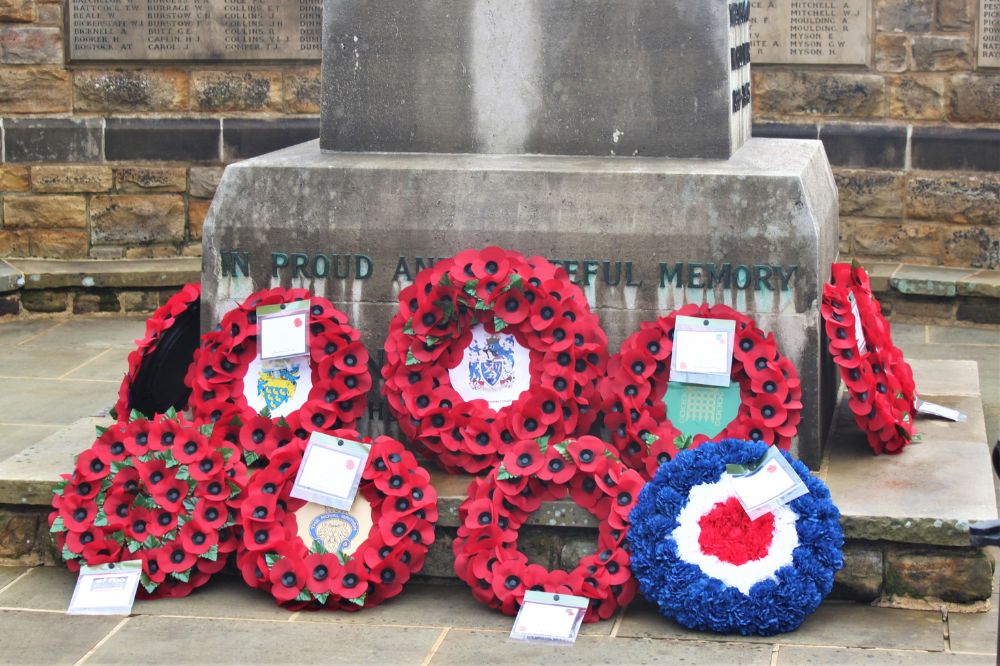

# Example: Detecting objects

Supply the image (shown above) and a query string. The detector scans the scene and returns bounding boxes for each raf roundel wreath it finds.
[822,262,917,455]
[49,412,242,599]
[382,247,609,474]
[187,287,370,438]
[598,303,803,480]
[627,439,843,636]
[452,435,643,622]
[235,426,438,610]
[115,283,201,420]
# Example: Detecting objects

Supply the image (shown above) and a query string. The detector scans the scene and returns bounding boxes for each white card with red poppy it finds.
[670,316,736,387]
[509,591,588,644]
[257,299,310,360]
[726,448,808,521]
[67,560,142,615]
[291,433,370,511]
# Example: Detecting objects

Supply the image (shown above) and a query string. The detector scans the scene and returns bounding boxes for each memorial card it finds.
[670,316,736,387]
[726,447,808,520]
[291,434,370,511]
[67,561,142,615]
[257,300,310,360]
[509,591,589,645]
[449,325,531,410]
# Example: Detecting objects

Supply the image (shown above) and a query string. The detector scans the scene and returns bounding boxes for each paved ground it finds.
[0,315,997,666]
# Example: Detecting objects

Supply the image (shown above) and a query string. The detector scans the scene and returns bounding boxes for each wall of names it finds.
[69,0,322,61]
[981,0,1000,67]
[751,0,870,65]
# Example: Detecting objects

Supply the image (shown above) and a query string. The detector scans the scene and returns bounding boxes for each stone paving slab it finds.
[891,266,979,297]
[618,599,946,651]
[0,610,124,666]
[15,317,146,350]
[84,615,442,665]
[0,346,112,380]
[0,567,26,591]
[427,630,774,666]
[774,645,992,665]
[13,258,201,291]
[950,596,1000,654]
[0,381,113,430]
[926,327,1000,347]
[61,350,127,383]
[0,425,60,466]
[0,418,110,505]
[912,359,982,397]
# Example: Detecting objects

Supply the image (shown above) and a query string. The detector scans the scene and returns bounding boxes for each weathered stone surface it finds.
[839,217,855,254]
[853,219,943,259]
[191,70,281,112]
[19,289,68,313]
[958,270,1000,298]
[888,76,946,120]
[90,195,185,245]
[911,35,972,71]
[832,545,883,600]
[835,170,905,218]
[188,166,223,199]
[0,165,30,192]
[885,547,993,603]
[751,0,871,65]
[30,166,113,193]
[944,228,1000,270]
[0,66,68,112]
[0,0,34,21]
[906,175,1000,226]
[14,257,200,290]
[2,195,86,228]
[283,66,320,113]
[0,26,61,64]
[204,139,839,467]
[188,199,210,241]
[936,0,973,29]
[949,75,1000,123]
[891,264,976,296]
[957,296,1000,324]
[0,294,19,316]
[874,33,910,72]
[35,1,59,24]
[0,259,21,293]
[118,290,160,312]
[753,70,885,118]
[0,511,41,561]
[124,244,181,259]
[29,230,88,259]
[72,69,188,112]
[876,0,934,32]
[114,167,187,193]
[72,292,120,314]
[0,230,29,257]
[321,0,749,159]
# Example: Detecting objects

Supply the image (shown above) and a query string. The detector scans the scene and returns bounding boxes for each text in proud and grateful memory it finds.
[69,0,322,61]
[750,0,870,64]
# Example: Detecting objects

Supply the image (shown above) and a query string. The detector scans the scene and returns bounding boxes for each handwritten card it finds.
[291,433,370,511]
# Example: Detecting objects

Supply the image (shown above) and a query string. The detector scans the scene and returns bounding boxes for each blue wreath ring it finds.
[627,439,843,636]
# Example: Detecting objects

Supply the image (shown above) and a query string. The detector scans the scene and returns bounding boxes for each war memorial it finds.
[0,0,997,662]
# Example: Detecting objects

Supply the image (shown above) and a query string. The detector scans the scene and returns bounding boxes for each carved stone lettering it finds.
[750,0,869,65]
[68,0,321,61]
[981,0,1000,68]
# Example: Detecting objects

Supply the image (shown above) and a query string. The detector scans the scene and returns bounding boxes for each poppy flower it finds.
[501,440,544,477]
[178,519,219,556]
[92,427,129,464]
[302,552,338,595]
[147,507,179,538]
[269,557,308,603]
[195,475,231,503]
[151,478,189,513]
[244,519,286,551]
[240,491,279,523]
[123,420,155,457]
[81,537,122,565]
[191,499,228,530]
[537,445,575,485]
[188,450,225,482]
[74,450,111,483]
[59,493,96,532]
[156,542,196,574]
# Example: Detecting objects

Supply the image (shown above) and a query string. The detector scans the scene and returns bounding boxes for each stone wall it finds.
[754,0,999,270]
[0,0,997,268]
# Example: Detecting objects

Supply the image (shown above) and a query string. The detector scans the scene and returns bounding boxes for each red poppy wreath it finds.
[452,435,642,622]
[234,427,438,610]
[382,247,609,474]
[187,287,370,438]
[114,283,201,420]
[49,411,242,599]
[598,303,803,480]
[822,262,917,454]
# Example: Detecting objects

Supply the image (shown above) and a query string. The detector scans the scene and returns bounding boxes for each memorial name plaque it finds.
[68,0,321,61]
[981,0,1000,68]
[751,0,869,65]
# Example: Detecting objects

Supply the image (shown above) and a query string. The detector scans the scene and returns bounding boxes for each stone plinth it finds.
[201,137,838,468]
[321,0,750,159]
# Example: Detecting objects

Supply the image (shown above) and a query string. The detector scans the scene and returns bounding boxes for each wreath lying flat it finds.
[628,439,843,636]
[599,304,803,480]
[453,435,642,622]
[49,411,241,599]
[382,247,608,474]
[234,427,438,610]
[187,287,370,437]
[115,283,201,420]
[822,262,916,454]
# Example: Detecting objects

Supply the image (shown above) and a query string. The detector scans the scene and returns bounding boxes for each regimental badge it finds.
[310,510,360,554]
[468,333,518,391]
[257,362,302,411]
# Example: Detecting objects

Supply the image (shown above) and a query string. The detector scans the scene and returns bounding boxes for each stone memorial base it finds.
[201,137,838,467]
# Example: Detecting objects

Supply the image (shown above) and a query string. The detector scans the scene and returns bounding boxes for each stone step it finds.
[0,359,994,608]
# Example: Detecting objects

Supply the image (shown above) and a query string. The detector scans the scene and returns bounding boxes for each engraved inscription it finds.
[981,0,1000,68]
[751,0,869,65]
[69,0,322,61]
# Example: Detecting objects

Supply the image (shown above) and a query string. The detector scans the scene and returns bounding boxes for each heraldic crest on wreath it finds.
[467,333,518,391]
[257,362,302,411]
[310,510,360,554]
